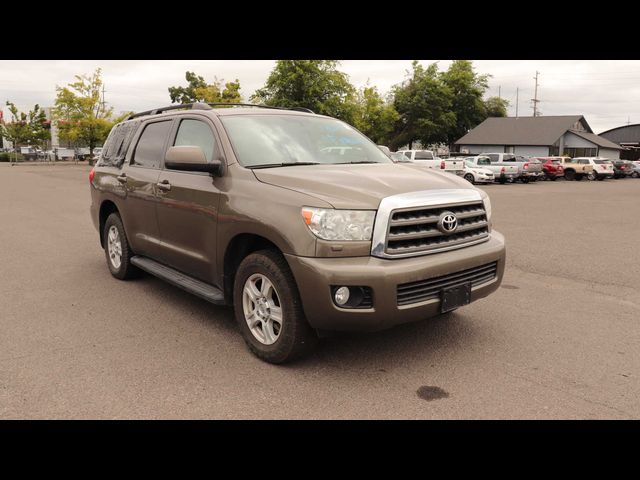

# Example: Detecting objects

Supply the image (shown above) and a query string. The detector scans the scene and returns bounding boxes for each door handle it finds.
[116,174,127,184]
[157,180,171,192]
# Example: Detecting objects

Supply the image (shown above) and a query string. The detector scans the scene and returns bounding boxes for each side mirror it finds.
[165,146,223,176]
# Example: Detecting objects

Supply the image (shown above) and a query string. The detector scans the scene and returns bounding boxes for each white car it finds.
[462,159,495,184]
[397,149,464,175]
[573,157,615,181]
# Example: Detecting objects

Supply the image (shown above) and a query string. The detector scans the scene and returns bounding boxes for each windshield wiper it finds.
[335,161,379,164]
[247,162,321,169]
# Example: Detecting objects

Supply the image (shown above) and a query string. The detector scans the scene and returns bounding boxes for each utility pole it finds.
[515,88,519,117]
[100,84,106,117]
[498,85,501,99]
[531,71,540,117]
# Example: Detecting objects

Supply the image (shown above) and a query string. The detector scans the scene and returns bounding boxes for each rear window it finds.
[99,120,140,167]
[503,154,516,161]
[414,150,434,160]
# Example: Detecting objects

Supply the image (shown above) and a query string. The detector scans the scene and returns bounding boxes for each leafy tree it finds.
[251,60,359,124]
[484,96,509,117]
[53,68,115,158]
[440,60,490,147]
[0,102,51,158]
[352,86,399,145]
[390,61,455,150]
[168,71,241,104]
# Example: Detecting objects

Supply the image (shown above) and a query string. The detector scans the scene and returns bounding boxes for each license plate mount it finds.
[440,283,471,313]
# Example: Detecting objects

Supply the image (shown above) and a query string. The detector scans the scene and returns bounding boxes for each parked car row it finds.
[380,148,640,186]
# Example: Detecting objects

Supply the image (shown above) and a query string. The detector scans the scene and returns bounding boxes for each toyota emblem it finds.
[438,212,458,234]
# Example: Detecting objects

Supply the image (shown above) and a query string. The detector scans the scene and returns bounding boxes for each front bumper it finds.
[285,231,506,332]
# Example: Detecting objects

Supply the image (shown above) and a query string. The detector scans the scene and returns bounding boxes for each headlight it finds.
[301,207,375,241]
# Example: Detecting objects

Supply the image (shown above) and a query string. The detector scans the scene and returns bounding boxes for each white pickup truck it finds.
[397,149,464,176]
[465,155,519,183]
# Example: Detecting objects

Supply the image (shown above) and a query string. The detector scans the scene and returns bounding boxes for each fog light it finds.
[334,286,350,306]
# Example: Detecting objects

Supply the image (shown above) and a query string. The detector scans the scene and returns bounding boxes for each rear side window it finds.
[132,121,172,169]
[173,119,217,162]
[487,154,499,162]
[100,120,140,167]
[403,151,412,159]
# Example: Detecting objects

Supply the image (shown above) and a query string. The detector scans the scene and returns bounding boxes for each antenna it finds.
[515,87,519,117]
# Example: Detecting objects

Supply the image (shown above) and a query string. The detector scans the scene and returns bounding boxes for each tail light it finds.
[558,166,563,171]
[523,163,529,170]
[89,168,95,184]
[440,160,445,169]
[501,167,506,173]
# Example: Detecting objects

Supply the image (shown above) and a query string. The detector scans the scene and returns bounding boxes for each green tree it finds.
[390,61,455,150]
[168,71,241,104]
[484,96,509,117]
[352,86,399,144]
[53,68,115,158]
[440,60,490,147]
[251,60,359,124]
[0,102,51,160]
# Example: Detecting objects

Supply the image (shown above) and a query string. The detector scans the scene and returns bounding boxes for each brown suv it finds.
[89,103,506,363]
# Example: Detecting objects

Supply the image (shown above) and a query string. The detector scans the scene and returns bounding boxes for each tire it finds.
[575,174,583,181]
[632,172,639,178]
[565,169,575,181]
[103,213,139,280]
[598,176,605,181]
[464,173,475,184]
[234,249,317,364]
[587,171,597,181]
[550,175,557,181]
[521,177,530,184]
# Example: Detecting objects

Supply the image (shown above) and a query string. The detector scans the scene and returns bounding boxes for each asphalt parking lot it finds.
[1,163,639,419]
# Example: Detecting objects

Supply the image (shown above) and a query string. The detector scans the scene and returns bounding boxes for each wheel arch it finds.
[222,233,284,304]
[99,200,120,248]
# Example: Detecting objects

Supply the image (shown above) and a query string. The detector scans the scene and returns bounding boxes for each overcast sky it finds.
[1,60,639,133]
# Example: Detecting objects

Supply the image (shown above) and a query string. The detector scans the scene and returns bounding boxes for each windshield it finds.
[414,150,434,160]
[220,114,392,167]
[476,157,491,166]
[390,152,411,163]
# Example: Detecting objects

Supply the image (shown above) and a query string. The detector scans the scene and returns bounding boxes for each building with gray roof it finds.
[455,115,622,159]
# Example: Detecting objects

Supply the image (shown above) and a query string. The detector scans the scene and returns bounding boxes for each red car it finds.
[535,157,565,181]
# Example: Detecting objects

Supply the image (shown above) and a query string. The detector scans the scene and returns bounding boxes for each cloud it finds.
[1,60,638,133]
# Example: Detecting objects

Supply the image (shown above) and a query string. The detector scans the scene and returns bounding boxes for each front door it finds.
[155,117,222,283]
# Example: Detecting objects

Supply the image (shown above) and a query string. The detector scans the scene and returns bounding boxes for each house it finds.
[454,115,623,159]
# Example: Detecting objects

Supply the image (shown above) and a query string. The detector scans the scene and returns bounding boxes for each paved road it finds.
[1,163,638,419]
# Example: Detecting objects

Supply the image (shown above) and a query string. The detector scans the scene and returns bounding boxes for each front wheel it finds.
[464,173,475,184]
[234,249,317,364]
[632,172,639,178]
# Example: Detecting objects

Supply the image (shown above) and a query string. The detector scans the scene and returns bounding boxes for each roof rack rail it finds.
[125,102,315,121]
[126,102,212,120]
[206,103,314,114]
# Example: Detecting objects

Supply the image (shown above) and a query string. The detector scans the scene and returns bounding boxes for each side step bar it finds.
[131,256,226,305]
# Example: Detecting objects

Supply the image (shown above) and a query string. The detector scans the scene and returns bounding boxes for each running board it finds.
[131,256,226,305]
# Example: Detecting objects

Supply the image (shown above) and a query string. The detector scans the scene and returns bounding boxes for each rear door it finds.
[155,116,222,283]
[121,119,173,258]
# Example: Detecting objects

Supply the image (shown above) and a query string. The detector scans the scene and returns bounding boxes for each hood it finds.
[252,163,474,209]
[466,166,493,175]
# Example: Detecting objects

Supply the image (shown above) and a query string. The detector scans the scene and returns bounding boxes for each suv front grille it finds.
[397,262,498,306]
[385,202,489,256]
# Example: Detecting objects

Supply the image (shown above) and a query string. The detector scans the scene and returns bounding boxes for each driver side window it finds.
[173,119,217,163]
